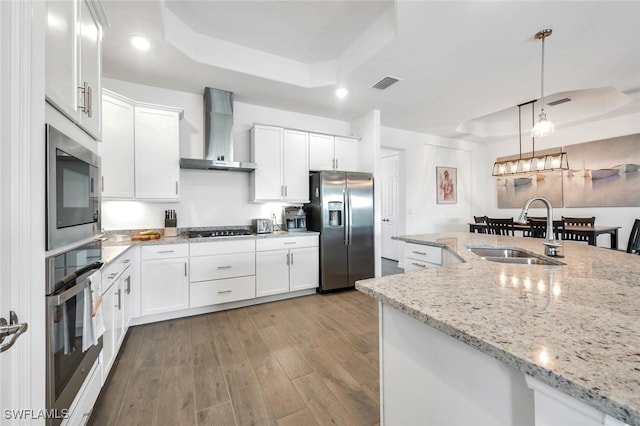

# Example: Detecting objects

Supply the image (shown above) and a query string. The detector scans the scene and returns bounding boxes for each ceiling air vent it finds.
[371,76,401,91]
[548,97,572,106]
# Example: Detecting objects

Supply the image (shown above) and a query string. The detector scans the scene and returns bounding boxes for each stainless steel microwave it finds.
[46,124,101,250]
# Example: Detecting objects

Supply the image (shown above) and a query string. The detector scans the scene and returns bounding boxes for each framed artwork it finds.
[436,166,457,204]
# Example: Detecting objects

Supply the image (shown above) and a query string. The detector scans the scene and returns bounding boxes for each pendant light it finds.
[531,29,555,138]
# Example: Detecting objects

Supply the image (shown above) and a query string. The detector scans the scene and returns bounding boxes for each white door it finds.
[78,0,102,138]
[256,250,290,296]
[289,247,319,291]
[251,125,283,201]
[100,92,134,198]
[381,152,400,260]
[334,136,359,172]
[1,1,36,416]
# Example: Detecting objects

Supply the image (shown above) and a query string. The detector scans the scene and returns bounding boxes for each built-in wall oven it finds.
[46,124,101,250]
[45,240,103,425]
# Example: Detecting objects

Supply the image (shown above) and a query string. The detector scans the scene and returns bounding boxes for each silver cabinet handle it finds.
[87,84,92,117]
[336,158,339,169]
[157,250,174,254]
[412,262,426,268]
[115,289,122,310]
[412,251,427,256]
[290,252,294,265]
[78,81,89,115]
[0,312,28,353]
[101,176,104,192]
[286,253,290,266]
[184,262,187,276]
[218,290,232,294]
[285,185,288,197]
[123,259,130,264]
[217,266,232,270]
[284,242,296,245]
[175,181,179,194]
[125,275,131,295]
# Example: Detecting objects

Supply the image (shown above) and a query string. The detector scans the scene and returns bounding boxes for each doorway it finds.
[380,149,401,274]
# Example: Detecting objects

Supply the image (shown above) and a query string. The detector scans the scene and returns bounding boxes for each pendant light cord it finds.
[540,33,546,113]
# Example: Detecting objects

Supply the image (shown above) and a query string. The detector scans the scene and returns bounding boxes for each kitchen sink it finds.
[466,246,565,266]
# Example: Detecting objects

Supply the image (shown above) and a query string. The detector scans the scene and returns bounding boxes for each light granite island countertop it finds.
[356,232,639,426]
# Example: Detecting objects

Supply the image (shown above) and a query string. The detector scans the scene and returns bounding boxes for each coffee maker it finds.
[283,207,307,232]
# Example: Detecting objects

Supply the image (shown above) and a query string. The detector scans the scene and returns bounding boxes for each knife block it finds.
[164,217,177,237]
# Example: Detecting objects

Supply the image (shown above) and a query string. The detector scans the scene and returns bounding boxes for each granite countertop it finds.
[356,232,640,425]
[100,229,319,264]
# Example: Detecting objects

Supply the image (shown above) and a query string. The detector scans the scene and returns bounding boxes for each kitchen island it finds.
[356,232,639,426]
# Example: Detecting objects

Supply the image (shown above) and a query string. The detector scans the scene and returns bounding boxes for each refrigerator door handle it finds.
[346,188,353,246]
[343,189,349,245]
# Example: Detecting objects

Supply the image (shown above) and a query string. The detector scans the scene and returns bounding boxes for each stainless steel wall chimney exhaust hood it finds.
[180,87,256,172]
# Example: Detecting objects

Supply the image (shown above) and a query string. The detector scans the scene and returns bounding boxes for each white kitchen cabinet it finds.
[309,133,359,172]
[100,91,134,198]
[403,243,442,272]
[189,239,256,307]
[101,248,135,376]
[134,106,182,200]
[140,244,189,316]
[100,91,183,201]
[61,357,102,426]
[250,125,309,203]
[45,0,104,140]
[256,236,318,296]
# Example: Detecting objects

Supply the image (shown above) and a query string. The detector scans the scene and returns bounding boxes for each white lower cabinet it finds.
[189,239,256,307]
[256,236,319,297]
[61,357,102,426]
[140,244,189,316]
[403,243,442,272]
[101,248,136,377]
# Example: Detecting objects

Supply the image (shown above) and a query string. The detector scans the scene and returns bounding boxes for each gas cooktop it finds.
[187,228,253,238]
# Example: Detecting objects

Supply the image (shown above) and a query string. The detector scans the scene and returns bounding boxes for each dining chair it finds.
[528,219,564,239]
[486,217,515,236]
[626,219,640,254]
[562,216,595,242]
[473,216,487,233]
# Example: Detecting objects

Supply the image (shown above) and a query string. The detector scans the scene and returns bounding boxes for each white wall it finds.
[484,110,640,249]
[101,78,352,230]
[381,126,488,235]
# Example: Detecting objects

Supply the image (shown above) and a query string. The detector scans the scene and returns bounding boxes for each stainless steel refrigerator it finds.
[305,171,375,292]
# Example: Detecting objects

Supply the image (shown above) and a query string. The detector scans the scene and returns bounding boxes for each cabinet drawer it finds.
[404,243,442,266]
[190,276,256,307]
[141,243,188,260]
[102,250,133,291]
[256,235,318,251]
[190,252,256,282]
[190,239,255,257]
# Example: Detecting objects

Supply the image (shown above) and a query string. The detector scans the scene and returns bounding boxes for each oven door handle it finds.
[53,261,103,290]
[47,278,93,306]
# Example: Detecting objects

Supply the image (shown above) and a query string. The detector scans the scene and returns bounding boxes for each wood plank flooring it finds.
[88,290,379,426]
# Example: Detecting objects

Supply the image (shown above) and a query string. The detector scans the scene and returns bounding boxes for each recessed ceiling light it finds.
[130,36,150,51]
[335,87,348,99]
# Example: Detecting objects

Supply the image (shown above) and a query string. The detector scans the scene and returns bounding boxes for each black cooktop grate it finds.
[187,228,253,238]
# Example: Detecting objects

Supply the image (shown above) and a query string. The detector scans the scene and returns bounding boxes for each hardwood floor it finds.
[88,290,380,426]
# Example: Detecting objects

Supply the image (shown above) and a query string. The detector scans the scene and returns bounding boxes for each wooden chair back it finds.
[473,216,487,234]
[486,217,515,236]
[528,219,564,239]
[562,216,595,242]
[626,219,640,254]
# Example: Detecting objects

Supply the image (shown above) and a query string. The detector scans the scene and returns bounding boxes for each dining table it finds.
[468,222,621,249]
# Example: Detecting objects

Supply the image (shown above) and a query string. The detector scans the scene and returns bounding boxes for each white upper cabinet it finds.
[45,0,104,140]
[100,91,134,198]
[101,90,183,201]
[251,125,310,203]
[134,106,182,200]
[309,133,359,172]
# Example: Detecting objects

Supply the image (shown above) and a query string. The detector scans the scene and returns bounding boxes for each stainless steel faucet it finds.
[515,196,562,257]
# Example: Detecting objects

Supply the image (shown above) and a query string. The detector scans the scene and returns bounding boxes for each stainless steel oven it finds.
[46,124,101,250]
[45,240,103,426]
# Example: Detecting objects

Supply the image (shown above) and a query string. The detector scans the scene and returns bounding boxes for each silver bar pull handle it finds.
[412,262,426,268]
[284,242,296,245]
[412,251,427,256]
[290,253,293,265]
[184,262,187,276]
[286,253,290,266]
[217,265,232,270]
[175,181,179,194]
[156,250,174,254]
[78,81,89,114]
[125,276,131,295]
[86,84,92,117]
[0,312,28,353]
[115,289,122,310]
[218,290,232,294]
